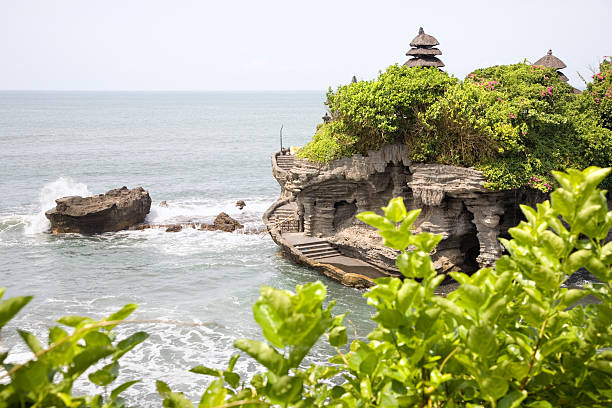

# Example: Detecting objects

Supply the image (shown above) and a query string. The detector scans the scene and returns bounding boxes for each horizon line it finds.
[0,89,327,93]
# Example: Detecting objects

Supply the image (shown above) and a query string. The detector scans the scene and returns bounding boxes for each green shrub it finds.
[157,166,611,407]
[299,63,612,192]
[586,57,612,129]
[0,299,147,407]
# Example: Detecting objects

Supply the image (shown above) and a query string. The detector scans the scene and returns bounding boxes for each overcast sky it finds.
[1,0,610,91]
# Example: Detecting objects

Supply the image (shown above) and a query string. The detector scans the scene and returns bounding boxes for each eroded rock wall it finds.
[272,145,541,274]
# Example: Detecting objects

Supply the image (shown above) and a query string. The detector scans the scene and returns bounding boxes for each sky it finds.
[1,0,611,91]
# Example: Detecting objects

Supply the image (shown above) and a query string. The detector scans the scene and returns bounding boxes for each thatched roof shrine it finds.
[534,49,567,69]
[534,49,569,82]
[404,27,444,68]
[410,27,439,47]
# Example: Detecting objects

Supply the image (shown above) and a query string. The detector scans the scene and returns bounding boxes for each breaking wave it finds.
[23,177,91,234]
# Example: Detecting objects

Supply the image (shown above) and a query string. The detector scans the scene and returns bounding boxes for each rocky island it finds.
[263,29,612,287]
[46,186,152,234]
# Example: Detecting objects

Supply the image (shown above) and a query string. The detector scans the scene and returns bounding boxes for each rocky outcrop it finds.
[212,212,244,232]
[129,213,244,233]
[269,145,540,275]
[46,187,151,234]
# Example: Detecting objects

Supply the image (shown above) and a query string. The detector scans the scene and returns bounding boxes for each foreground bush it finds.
[1,167,610,407]
[298,63,612,192]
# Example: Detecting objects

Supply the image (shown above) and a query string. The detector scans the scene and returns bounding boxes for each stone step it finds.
[298,243,333,251]
[300,246,337,254]
[294,241,330,250]
[313,253,343,260]
[305,249,341,258]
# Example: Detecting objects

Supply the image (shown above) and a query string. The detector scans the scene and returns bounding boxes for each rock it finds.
[45,187,151,234]
[165,224,182,232]
[213,212,243,232]
[268,144,542,274]
[235,200,246,210]
[159,200,168,207]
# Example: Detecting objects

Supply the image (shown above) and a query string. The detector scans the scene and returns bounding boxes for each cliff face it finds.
[272,145,542,274]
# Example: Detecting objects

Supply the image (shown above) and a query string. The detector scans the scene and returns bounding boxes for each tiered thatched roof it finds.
[404,27,444,68]
[534,49,569,82]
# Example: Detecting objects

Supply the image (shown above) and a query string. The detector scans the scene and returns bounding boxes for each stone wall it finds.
[271,146,541,274]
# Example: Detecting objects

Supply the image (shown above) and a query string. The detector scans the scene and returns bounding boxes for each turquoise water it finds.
[0,91,375,404]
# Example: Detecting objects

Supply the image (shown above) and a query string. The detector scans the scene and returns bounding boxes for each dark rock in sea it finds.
[165,224,182,232]
[235,200,246,210]
[45,186,152,234]
[159,200,168,207]
[213,212,244,232]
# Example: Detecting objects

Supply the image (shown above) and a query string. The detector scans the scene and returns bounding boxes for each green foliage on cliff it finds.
[297,62,612,191]
[2,167,611,407]
[585,57,612,129]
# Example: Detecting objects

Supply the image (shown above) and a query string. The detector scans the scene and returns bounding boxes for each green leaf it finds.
[110,380,140,400]
[380,229,412,250]
[84,331,113,348]
[190,365,221,377]
[105,303,138,330]
[481,375,508,401]
[88,361,119,386]
[356,211,394,230]
[382,197,407,222]
[114,331,149,360]
[329,326,347,347]
[57,315,93,327]
[18,330,42,353]
[269,375,303,404]
[198,378,226,408]
[68,345,115,377]
[12,360,48,393]
[163,392,195,408]
[566,249,592,274]
[223,371,241,389]
[0,295,32,330]
[157,380,172,397]
[558,289,587,309]
[253,301,285,348]
[583,166,611,190]
[228,353,240,372]
[498,390,527,408]
[400,209,422,231]
[234,338,286,375]
[467,325,496,358]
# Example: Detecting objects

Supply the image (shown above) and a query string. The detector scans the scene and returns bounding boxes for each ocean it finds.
[0,91,376,404]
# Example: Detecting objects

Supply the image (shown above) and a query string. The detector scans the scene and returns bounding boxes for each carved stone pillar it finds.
[465,194,505,268]
[302,197,315,236]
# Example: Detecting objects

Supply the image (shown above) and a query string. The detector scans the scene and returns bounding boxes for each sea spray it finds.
[24,177,91,234]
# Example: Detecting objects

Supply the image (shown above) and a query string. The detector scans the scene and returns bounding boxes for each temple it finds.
[404,27,444,68]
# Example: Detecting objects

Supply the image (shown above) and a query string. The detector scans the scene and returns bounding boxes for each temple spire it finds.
[534,49,568,82]
[404,27,444,68]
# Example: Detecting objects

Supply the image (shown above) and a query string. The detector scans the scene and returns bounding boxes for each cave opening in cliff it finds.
[461,210,480,273]
[333,200,357,230]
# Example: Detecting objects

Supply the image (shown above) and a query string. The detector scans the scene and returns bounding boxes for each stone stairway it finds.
[294,240,342,261]
[276,154,296,171]
[272,206,298,232]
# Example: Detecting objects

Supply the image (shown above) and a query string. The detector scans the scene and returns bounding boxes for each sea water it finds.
[0,91,376,404]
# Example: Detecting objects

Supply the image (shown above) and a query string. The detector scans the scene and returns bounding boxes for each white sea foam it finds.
[146,196,272,226]
[23,177,91,234]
